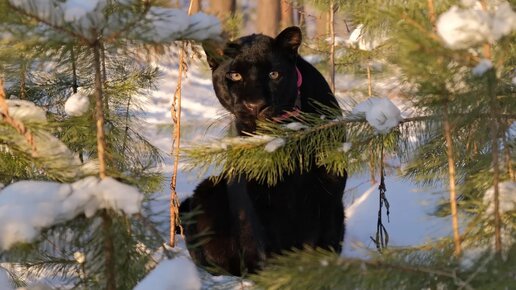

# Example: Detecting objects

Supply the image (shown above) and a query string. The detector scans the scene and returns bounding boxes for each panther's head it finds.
[204,27,302,135]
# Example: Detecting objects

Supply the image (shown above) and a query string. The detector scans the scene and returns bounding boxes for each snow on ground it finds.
[342,175,452,257]
[134,256,201,290]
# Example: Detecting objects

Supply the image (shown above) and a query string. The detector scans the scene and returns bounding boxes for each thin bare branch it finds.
[169,0,195,248]
[443,103,462,256]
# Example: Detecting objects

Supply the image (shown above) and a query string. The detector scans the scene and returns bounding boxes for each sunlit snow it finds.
[351,97,402,134]
[64,88,90,117]
[436,2,516,49]
[0,177,143,250]
[133,256,201,290]
[264,137,286,152]
[2,99,46,123]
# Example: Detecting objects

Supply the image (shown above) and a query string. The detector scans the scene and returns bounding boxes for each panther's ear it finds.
[275,26,302,56]
[202,39,225,70]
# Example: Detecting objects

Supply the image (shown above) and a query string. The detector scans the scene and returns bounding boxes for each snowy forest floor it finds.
[136,54,456,288]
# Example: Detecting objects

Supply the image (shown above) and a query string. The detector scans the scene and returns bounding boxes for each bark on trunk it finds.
[208,0,235,20]
[280,0,294,29]
[93,41,116,290]
[257,0,281,36]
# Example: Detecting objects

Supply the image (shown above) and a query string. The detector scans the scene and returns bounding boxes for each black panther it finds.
[180,26,347,276]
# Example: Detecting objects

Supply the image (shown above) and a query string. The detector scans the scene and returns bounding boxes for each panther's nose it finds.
[242,100,267,116]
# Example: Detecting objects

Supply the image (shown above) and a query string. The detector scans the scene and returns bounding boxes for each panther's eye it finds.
[226,72,242,81]
[269,71,280,80]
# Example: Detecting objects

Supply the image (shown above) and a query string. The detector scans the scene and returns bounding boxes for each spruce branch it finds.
[7,2,90,44]
[252,247,475,290]
[183,110,513,186]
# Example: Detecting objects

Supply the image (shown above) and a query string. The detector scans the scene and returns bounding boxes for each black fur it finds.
[181,27,347,276]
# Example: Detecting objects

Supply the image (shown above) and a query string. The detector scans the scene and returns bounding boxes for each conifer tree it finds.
[0,0,220,288]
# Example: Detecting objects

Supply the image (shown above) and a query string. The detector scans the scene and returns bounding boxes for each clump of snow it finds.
[264,137,286,152]
[437,2,516,50]
[284,122,308,131]
[347,24,387,51]
[2,100,46,123]
[144,7,190,42]
[472,58,493,76]
[0,268,14,290]
[339,142,352,153]
[64,89,90,117]
[133,256,201,290]
[206,135,275,150]
[9,0,221,43]
[0,177,143,250]
[188,13,222,41]
[351,97,402,134]
[73,251,86,264]
[141,8,221,42]
[483,181,516,214]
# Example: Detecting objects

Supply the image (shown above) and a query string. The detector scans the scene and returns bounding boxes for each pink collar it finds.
[295,66,302,108]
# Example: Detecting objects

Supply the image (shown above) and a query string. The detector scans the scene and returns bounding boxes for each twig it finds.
[366,61,373,97]
[328,0,336,93]
[427,0,436,30]
[443,102,462,256]
[169,0,194,248]
[370,139,390,252]
[70,45,78,93]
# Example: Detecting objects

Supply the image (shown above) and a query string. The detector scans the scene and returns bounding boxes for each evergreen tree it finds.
[0,0,220,289]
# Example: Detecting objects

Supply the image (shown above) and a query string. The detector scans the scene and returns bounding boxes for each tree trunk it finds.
[315,10,329,39]
[328,0,336,93]
[190,0,201,13]
[93,41,116,290]
[280,0,294,29]
[208,0,235,20]
[257,0,281,36]
[296,2,307,38]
